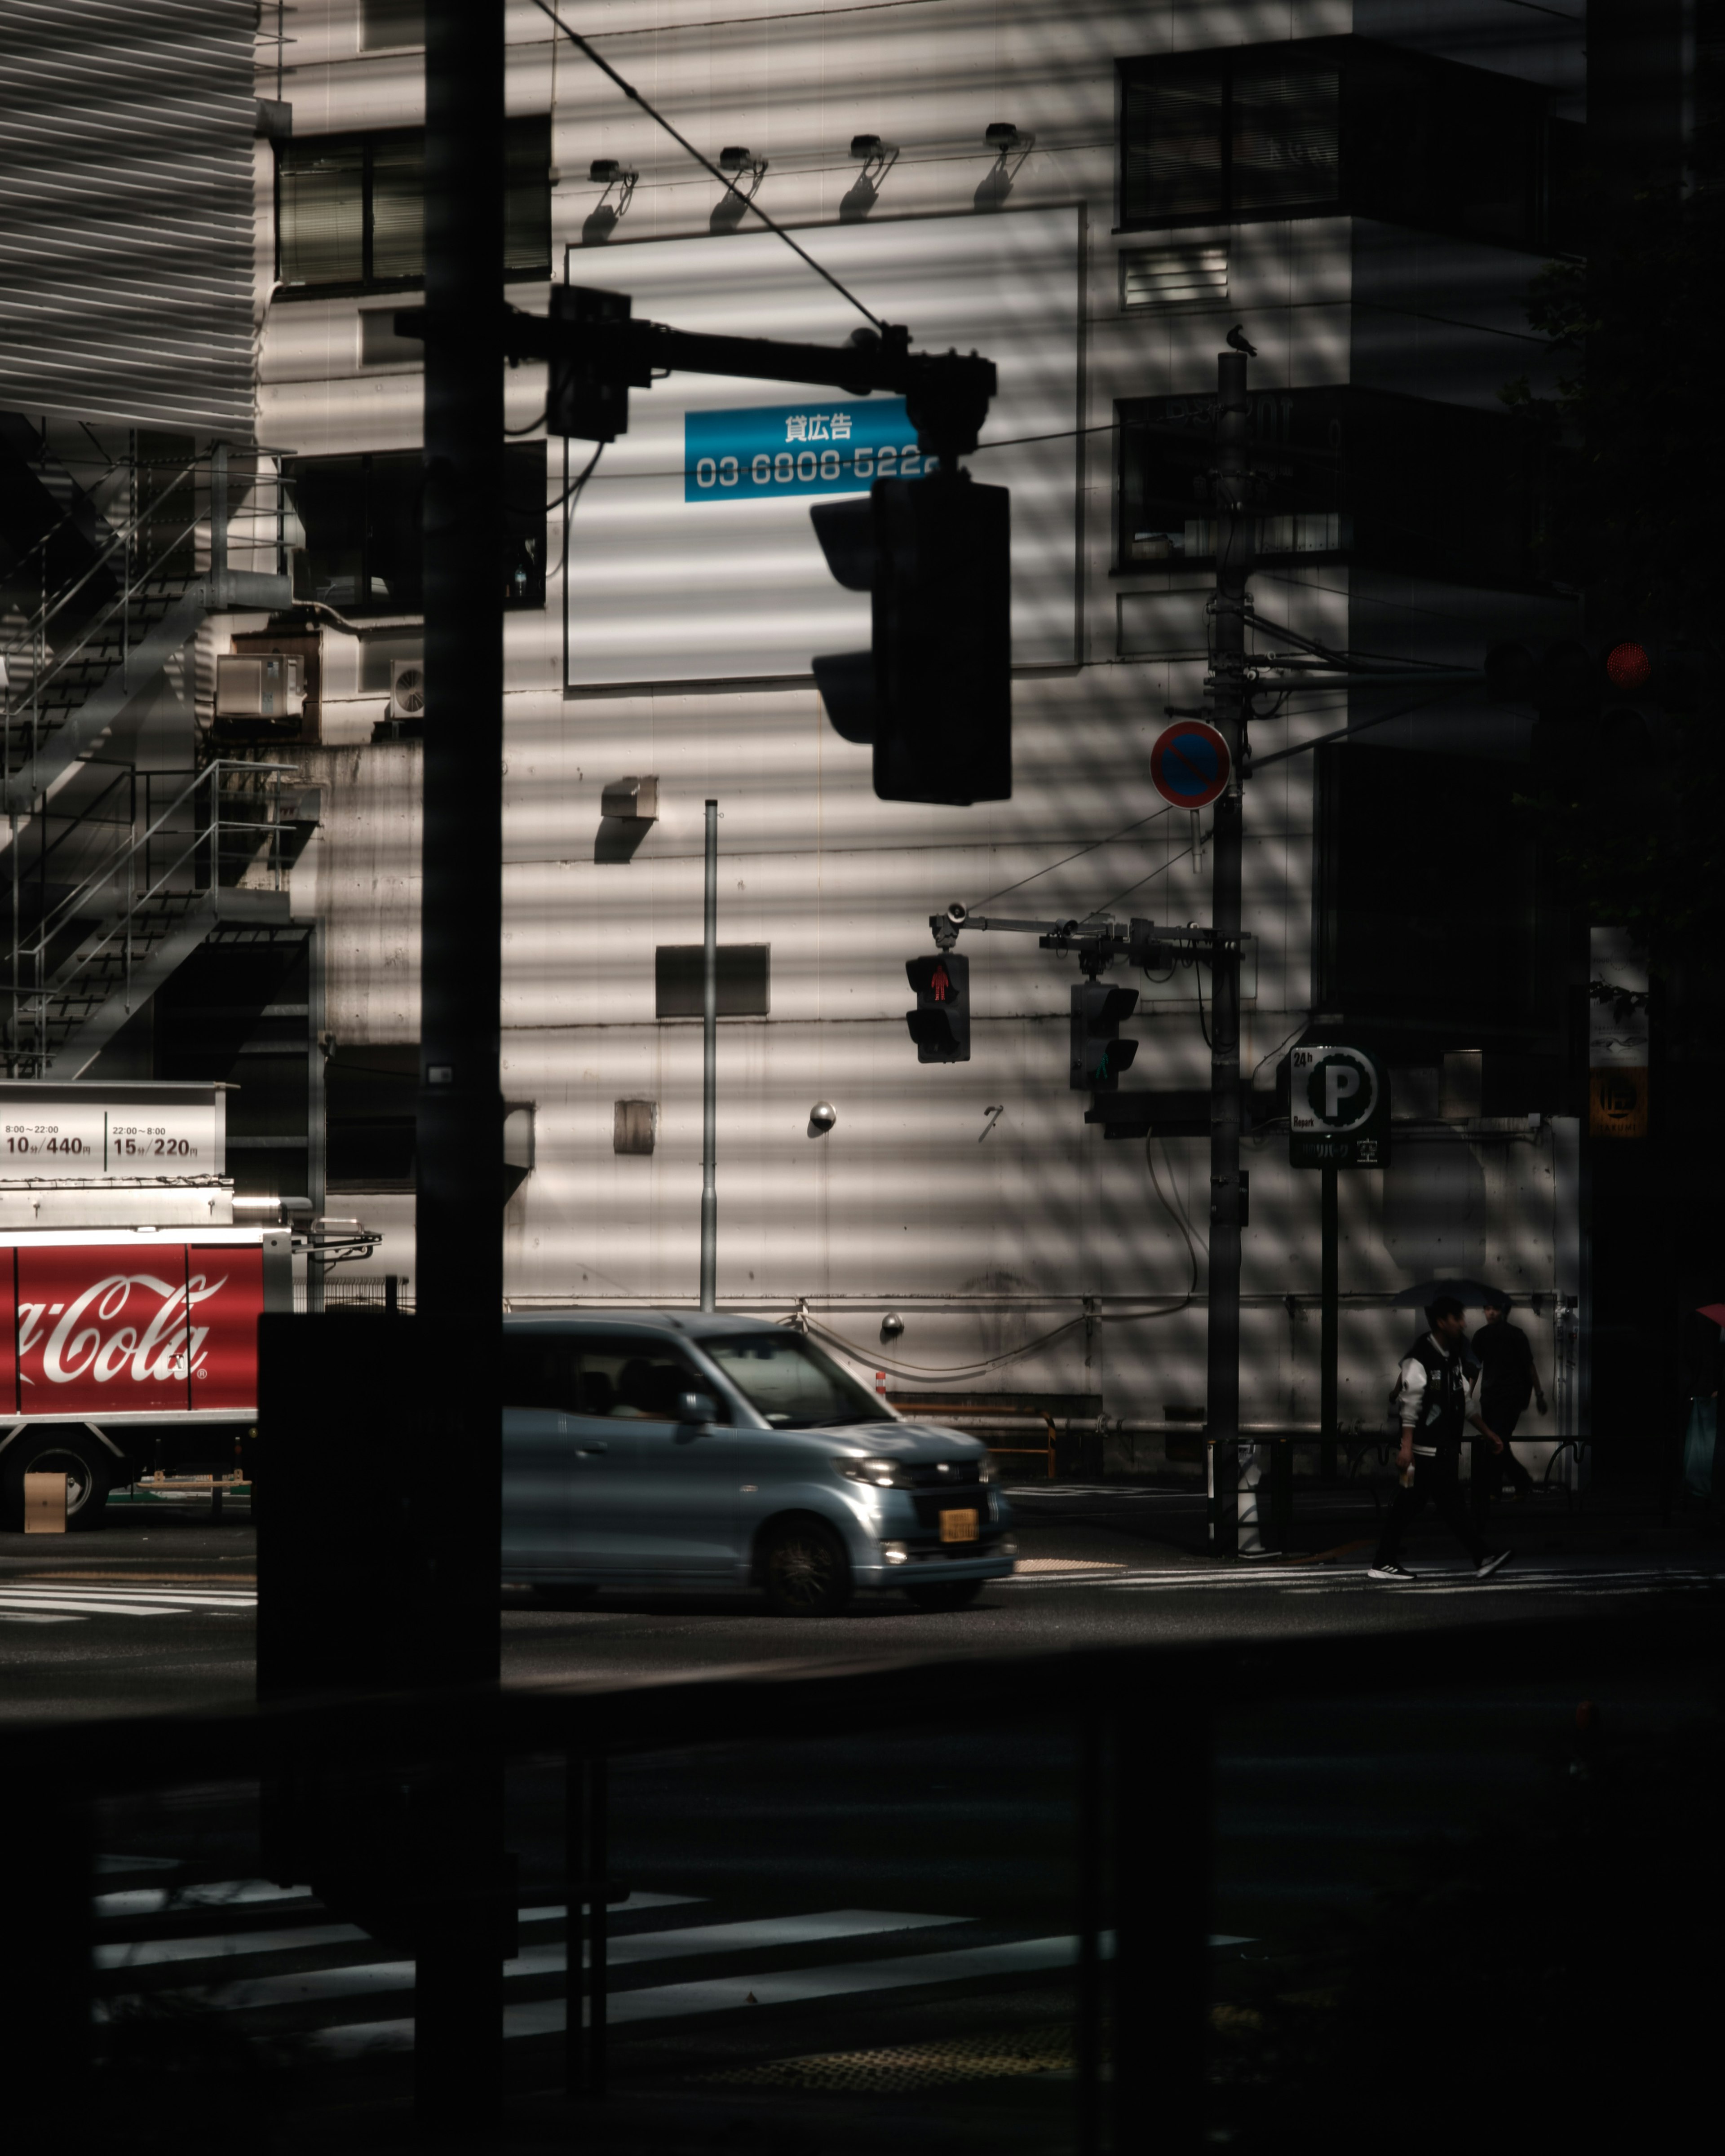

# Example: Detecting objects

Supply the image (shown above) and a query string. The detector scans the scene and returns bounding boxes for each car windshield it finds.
[698,1331,894,1428]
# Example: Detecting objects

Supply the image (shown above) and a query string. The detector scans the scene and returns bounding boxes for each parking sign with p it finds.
[1288,1044,1390,1169]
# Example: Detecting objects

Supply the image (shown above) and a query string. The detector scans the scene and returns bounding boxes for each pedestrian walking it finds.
[1369,1296,1513,1583]
[1467,1290,1545,1527]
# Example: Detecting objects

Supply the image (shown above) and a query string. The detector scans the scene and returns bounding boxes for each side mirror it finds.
[675,1390,717,1426]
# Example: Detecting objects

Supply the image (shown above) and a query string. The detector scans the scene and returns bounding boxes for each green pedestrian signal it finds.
[1070,983,1139,1093]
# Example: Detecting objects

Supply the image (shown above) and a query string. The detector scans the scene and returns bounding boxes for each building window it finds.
[277,117,550,295]
[1120,39,1566,249]
[655,946,771,1019]
[1117,387,1544,587]
[287,443,546,616]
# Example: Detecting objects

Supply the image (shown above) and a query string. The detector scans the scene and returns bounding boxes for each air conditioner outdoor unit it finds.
[389,661,426,719]
[216,653,305,720]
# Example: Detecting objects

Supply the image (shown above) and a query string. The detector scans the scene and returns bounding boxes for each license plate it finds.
[939,1509,979,1543]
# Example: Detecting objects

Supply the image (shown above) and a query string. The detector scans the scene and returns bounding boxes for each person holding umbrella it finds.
[1468,1290,1545,1526]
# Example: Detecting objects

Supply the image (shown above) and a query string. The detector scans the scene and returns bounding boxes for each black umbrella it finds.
[1392,1278,1506,1309]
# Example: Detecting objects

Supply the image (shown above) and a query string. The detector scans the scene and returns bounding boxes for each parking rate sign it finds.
[1149,721,1230,810]
[1288,1044,1390,1168]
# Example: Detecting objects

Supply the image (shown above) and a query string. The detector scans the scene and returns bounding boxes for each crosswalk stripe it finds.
[0,1592,184,1617]
[97,1924,366,1970]
[97,1880,315,1919]
[94,1891,705,1973]
[100,1909,964,2019]
[305,1930,1115,2058]
[0,1582,257,1619]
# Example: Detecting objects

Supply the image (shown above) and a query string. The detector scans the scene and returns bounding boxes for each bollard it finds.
[24,1471,68,1533]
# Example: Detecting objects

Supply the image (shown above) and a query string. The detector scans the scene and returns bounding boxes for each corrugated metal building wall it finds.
[0,0,258,434]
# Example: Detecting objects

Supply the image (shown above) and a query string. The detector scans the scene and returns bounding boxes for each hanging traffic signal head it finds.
[1486,634,1717,722]
[811,470,1011,806]
[1070,982,1139,1093]
[546,285,650,442]
[906,951,970,1062]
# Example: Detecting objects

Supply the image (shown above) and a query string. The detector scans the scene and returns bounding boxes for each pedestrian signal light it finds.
[906,951,970,1063]
[1070,982,1139,1093]
[811,471,1011,807]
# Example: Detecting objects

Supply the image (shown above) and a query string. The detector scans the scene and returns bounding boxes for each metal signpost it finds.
[1288,1044,1391,1488]
[1204,352,1251,1557]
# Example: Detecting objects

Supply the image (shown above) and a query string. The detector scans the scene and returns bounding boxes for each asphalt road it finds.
[2,1477,1719,1721]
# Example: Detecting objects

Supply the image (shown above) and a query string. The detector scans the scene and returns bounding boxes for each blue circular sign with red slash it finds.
[1149,720,1230,810]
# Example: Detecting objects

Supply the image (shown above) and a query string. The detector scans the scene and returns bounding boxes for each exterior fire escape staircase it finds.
[0,421,310,1077]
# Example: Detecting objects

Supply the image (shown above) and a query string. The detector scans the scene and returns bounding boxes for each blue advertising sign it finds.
[683,398,929,505]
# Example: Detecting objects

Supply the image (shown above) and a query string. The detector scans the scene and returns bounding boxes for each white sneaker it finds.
[1475,1549,1513,1580]
[1367,1562,1418,1582]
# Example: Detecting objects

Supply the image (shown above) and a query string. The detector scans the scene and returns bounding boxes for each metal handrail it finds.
[5,760,299,1069]
[0,455,200,672]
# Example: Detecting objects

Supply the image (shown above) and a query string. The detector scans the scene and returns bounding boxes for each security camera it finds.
[945,901,969,926]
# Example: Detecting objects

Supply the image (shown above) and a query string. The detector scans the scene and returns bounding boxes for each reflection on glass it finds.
[699,1333,894,1429]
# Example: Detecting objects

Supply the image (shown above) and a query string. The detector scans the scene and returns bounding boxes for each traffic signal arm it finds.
[395,303,1000,461]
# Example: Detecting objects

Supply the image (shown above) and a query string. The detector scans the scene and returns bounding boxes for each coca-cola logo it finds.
[18,1271,230,1388]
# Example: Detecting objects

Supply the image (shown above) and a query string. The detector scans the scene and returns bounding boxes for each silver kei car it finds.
[501,1310,1017,1616]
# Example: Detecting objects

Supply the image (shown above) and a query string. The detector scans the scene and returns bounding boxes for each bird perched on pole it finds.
[1225,324,1257,357]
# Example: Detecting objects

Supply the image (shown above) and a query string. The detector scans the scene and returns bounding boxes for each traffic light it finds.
[1484,635,1713,720]
[546,285,647,442]
[1070,982,1139,1092]
[811,470,1011,807]
[906,952,970,1062]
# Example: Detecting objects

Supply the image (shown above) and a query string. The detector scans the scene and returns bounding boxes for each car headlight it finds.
[835,1457,917,1489]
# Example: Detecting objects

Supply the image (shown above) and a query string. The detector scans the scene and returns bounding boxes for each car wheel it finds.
[904,1578,986,1613]
[0,1431,112,1532]
[760,1519,852,1618]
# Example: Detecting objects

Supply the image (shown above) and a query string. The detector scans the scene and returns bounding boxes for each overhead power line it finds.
[527,0,887,332]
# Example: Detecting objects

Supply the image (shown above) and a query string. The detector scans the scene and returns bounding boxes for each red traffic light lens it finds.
[1605,641,1653,691]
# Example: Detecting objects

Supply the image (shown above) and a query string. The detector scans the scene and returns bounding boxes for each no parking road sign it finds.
[1289,1044,1391,1168]
[1149,720,1230,810]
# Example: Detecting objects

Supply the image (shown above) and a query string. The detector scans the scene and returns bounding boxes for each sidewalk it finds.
[1002,1469,1722,1571]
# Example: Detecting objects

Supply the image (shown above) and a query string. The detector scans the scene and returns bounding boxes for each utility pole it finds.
[415,0,506,2122]
[1206,349,1252,1556]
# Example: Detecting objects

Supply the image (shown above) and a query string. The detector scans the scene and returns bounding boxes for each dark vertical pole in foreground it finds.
[1112,1682,1212,2151]
[1320,1164,1339,1482]
[1206,350,1251,1556]
[417,0,507,2125]
[1076,1709,1105,2156]
[588,1756,610,2097]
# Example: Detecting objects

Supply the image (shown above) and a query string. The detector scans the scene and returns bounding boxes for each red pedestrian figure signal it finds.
[906,953,970,1062]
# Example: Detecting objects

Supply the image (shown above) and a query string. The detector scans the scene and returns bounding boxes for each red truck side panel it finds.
[17,1246,193,1415]
[188,1245,263,1412]
[0,1251,15,1415]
